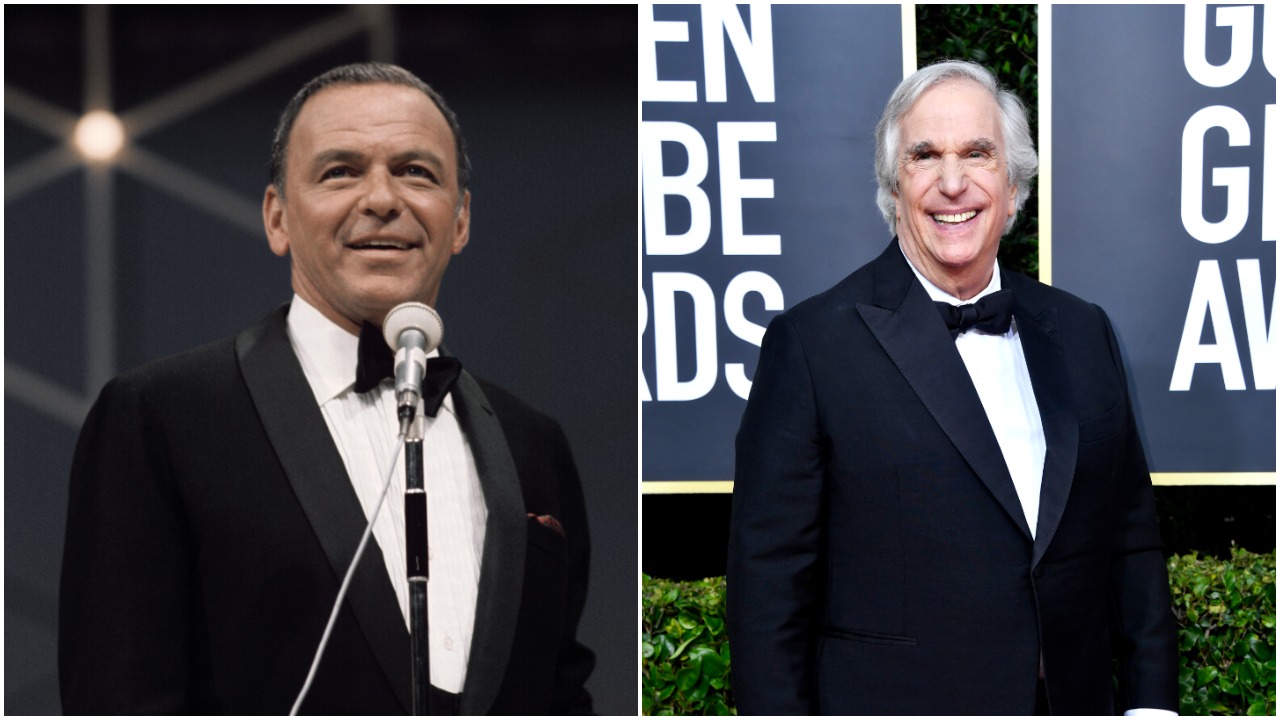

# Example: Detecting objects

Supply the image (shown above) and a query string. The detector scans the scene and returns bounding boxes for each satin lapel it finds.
[856,246,1033,541]
[235,305,412,713]
[450,369,526,715]
[1008,281,1079,568]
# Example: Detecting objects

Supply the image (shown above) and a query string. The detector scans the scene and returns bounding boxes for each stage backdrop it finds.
[640,3,911,490]
[5,6,636,714]
[1044,4,1275,485]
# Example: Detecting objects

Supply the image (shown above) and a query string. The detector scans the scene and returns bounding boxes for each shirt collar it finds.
[287,294,360,405]
[286,294,454,414]
[900,244,1002,306]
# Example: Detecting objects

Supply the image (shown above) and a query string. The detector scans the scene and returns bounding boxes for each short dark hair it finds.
[269,62,471,205]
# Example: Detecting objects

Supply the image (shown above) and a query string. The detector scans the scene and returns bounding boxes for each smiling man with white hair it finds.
[728,60,1178,715]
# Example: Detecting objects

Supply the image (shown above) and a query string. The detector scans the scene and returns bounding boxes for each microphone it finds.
[381,302,444,427]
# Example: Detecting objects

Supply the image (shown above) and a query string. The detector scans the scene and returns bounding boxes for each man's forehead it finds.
[900,81,1002,137]
[292,83,451,143]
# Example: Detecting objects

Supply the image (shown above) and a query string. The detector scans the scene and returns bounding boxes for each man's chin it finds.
[355,293,438,323]
[924,228,999,264]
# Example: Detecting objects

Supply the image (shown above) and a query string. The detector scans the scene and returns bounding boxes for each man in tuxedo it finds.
[59,63,594,714]
[727,60,1178,715]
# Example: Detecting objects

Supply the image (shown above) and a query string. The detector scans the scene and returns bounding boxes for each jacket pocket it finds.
[526,519,569,565]
[821,626,917,646]
[1078,400,1124,444]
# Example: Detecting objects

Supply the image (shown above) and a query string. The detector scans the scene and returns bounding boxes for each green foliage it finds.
[916,4,1040,277]
[643,550,1276,715]
[1168,547,1277,715]
[642,574,734,715]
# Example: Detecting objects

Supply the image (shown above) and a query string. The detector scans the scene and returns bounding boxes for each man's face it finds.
[263,83,469,333]
[893,79,1016,296]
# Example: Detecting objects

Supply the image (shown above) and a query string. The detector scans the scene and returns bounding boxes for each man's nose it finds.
[937,155,967,197]
[359,169,401,219]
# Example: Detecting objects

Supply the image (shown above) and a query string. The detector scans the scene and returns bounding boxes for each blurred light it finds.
[74,110,125,162]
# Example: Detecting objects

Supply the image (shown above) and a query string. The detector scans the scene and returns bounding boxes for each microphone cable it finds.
[290,433,406,716]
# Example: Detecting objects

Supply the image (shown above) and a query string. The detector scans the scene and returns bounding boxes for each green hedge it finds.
[642,574,733,715]
[917,3,1039,278]
[1170,548,1277,715]
[642,549,1276,715]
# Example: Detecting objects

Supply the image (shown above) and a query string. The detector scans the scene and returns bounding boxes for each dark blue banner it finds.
[640,4,906,484]
[1049,4,1275,479]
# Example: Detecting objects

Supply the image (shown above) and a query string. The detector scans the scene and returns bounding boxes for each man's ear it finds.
[263,184,290,257]
[1007,184,1018,217]
[451,190,471,255]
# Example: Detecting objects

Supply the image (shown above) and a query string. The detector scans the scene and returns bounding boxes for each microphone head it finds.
[382,302,444,353]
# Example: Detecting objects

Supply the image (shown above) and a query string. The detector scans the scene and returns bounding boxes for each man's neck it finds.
[899,245,995,301]
[899,243,1001,304]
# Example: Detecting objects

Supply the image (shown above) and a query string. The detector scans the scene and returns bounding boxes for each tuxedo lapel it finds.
[857,243,1033,541]
[449,368,526,715]
[235,304,412,713]
[1006,275,1079,568]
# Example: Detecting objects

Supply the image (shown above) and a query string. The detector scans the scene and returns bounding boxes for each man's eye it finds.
[322,167,352,180]
[403,166,435,180]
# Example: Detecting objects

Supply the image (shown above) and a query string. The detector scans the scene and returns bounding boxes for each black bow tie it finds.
[935,289,1014,339]
[355,322,461,417]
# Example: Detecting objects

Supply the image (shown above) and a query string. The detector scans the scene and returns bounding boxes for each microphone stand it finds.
[403,413,430,715]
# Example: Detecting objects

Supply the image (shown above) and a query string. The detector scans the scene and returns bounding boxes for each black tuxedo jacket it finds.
[60,304,594,714]
[727,240,1177,715]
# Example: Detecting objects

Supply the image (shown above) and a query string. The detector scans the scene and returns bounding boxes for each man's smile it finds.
[931,209,979,224]
[346,234,420,251]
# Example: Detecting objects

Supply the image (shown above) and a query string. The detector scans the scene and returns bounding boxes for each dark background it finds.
[5,6,636,714]
[644,488,1277,581]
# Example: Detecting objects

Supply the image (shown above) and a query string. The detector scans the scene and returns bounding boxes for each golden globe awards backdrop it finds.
[640,4,910,489]
[1044,5,1275,485]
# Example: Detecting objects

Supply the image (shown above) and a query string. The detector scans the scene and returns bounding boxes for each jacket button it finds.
[1033,566,1044,579]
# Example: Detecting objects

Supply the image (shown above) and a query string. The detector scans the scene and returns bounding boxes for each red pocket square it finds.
[527,513,564,537]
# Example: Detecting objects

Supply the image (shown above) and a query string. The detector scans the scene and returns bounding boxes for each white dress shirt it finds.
[286,294,486,693]
[904,256,1046,538]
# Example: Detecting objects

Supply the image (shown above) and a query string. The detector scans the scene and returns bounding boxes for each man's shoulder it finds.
[1003,269,1109,323]
[776,260,878,327]
[97,308,285,408]
[1002,270,1130,369]
[775,246,1116,338]
[462,373,582,504]
[464,373,578,464]
[75,333,245,444]
[110,335,240,396]
[468,374,565,439]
